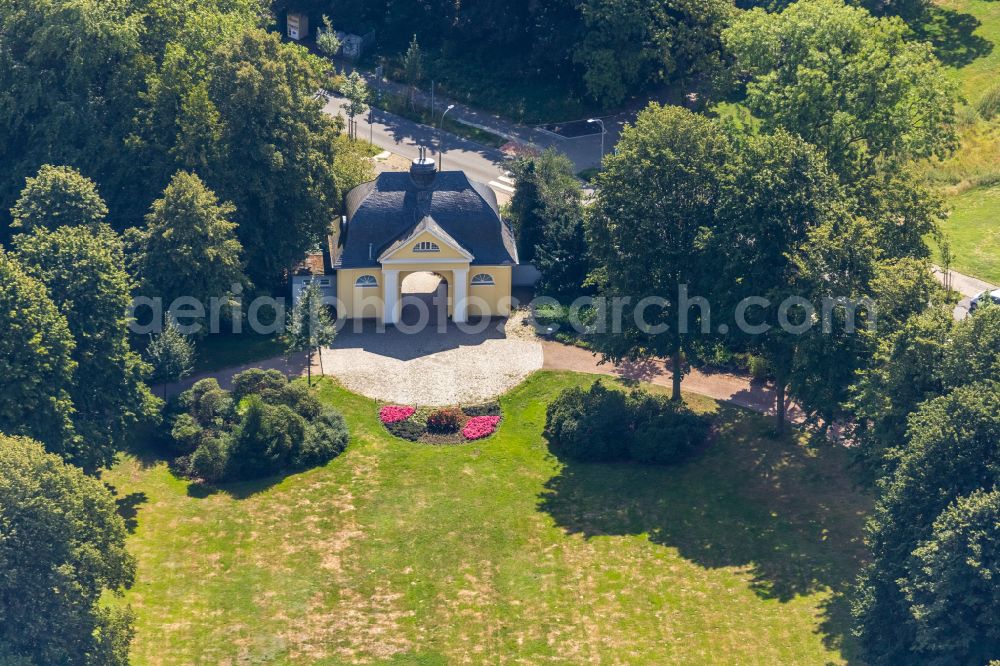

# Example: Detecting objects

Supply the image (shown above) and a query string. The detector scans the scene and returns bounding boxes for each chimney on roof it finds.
[410,147,437,190]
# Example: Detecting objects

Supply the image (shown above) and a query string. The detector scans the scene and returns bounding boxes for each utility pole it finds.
[430,79,435,118]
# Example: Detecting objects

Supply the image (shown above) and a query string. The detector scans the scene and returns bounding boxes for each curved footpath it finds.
[158,338,801,423]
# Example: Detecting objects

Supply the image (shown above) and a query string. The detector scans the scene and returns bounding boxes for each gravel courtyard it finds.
[319,307,544,406]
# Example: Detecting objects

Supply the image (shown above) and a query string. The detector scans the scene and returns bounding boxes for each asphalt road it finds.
[323,95,508,186]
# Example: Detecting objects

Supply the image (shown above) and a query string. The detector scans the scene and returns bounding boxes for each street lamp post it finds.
[587,118,605,165]
[438,104,455,170]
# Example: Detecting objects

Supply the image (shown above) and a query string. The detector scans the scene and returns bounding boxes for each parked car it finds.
[969,288,1000,313]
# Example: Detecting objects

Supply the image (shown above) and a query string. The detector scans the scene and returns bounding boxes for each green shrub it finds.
[426,408,463,434]
[225,397,308,480]
[171,369,350,482]
[976,83,1000,120]
[627,395,710,465]
[231,368,288,403]
[184,378,233,426]
[299,410,350,466]
[544,381,709,464]
[386,418,426,441]
[275,382,322,419]
[189,437,229,482]
[748,355,771,380]
[170,413,205,454]
[543,381,631,462]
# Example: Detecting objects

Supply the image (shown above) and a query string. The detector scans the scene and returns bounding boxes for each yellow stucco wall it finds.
[336,267,385,320]
[334,264,513,320]
[381,230,471,261]
[466,266,513,317]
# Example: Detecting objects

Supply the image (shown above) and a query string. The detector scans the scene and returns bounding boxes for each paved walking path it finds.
[541,342,801,422]
[157,335,796,422]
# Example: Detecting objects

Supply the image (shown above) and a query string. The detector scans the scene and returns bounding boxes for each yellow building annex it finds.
[294,154,519,324]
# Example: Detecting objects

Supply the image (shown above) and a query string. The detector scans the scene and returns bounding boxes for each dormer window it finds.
[413,241,440,253]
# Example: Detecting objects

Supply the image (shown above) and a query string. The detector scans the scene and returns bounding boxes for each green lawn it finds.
[924,0,1000,282]
[938,184,1000,284]
[104,371,870,664]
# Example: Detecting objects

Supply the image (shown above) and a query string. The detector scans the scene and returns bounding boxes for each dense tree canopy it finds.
[900,489,1000,661]
[130,171,246,311]
[15,225,157,472]
[588,105,731,399]
[0,249,77,458]
[724,0,957,173]
[714,128,846,430]
[855,382,1000,664]
[0,435,136,665]
[10,166,110,232]
[0,0,142,231]
[574,0,732,105]
[508,150,588,297]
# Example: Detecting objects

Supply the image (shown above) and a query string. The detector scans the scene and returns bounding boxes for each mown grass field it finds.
[926,0,1000,282]
[104,371,870,664]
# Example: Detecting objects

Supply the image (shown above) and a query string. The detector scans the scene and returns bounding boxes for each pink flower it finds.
[462,415,501,440]
[379,405,415,424]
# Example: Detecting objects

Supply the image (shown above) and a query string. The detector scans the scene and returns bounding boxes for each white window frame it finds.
[354,274,379,288]
[413,241,440,253]
[471,273,495,286]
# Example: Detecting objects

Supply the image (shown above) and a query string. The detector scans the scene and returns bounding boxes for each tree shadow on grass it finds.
[185,469,302,500]
[908,5,993,68]
[537,404,871,661]
[104,485,148,534]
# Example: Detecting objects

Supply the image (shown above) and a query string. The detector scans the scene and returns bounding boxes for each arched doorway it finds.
[400,271,449,327]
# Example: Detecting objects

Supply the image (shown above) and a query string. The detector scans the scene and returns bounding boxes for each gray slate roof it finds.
[337,171,519,268]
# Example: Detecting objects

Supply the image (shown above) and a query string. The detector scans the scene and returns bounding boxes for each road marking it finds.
[489,180,516,194]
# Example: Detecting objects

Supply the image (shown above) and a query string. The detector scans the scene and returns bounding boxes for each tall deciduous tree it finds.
[0,435,136,665]
[129,171,245,313]
[0,249,77,459]
[855,382,1000,664]
[205,30,342,286]
[15,225,158,473]
[900,489,1000,661]
[723,0,957,174]
[341,71,371,140]
[574,0,731,105]
[508,150,588,297]
[284,281,337,386]
[0,0,142,232]
[10,165,109,232]
[723,0,957,260]
[715,129,845,432]
[587,104,730,400]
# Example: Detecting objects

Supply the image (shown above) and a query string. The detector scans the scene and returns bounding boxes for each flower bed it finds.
[462,415,501,440]
[378,402,503,444]
[379,405,416,424]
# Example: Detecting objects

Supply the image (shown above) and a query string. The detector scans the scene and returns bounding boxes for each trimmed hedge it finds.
[543,381,709,464]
